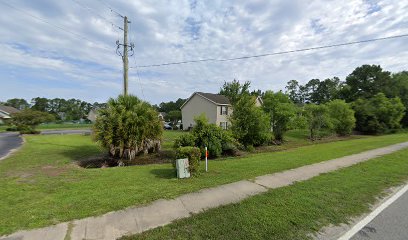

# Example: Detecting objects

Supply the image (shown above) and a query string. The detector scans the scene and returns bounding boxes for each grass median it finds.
[123,147,408,240]
[0,133,407,235]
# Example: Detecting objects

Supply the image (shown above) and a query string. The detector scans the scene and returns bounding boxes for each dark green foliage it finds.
[304,104,333,140]
[352,93,405,134]
[343,64,393,101]
[165,110,182,125]
[173,134,196,148]
[10,109,55,134]
[93,95,163,163]
[4,98,30,110]
[326,100,356,136]
[391,71,408,126]
[192,115,234,158]
[230,94,271,147]
[174,146,201,174]
[219,79,251,105]
[173,115,235,158]
[154,98,186,113]
[262,91,297,141]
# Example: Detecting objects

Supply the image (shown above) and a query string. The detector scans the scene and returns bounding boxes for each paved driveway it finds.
[40,129,92,135]
[0,132,23,160]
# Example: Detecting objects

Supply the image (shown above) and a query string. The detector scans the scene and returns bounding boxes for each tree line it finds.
[0,97,106,121]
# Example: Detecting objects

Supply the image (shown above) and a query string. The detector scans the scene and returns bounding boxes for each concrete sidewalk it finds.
[2,142,408,240]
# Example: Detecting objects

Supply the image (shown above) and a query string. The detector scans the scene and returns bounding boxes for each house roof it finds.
[0,105,20,115]
[180,92,231,109]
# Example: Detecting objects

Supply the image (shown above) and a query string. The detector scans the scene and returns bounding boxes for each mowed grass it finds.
[124,148,408,240]
[0,133,408,235]
[161,130,185,151]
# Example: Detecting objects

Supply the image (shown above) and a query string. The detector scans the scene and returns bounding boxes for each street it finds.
[348,185,408,240]
[0,132,22,160]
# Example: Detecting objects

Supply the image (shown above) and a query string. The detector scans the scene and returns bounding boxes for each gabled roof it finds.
[180,92,231,109]
[0,105,20,115]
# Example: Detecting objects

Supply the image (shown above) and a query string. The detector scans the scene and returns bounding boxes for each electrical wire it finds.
[132,33,408,68]
[1,1,113,52]
[70,0,122,30]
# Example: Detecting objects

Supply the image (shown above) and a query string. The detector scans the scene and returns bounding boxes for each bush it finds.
[352,93,405,134]
[174,146,201,174]
[192,115,234,158]
[10,109,55,134]
[173,134,196,148]
[93,95,163,164]
[326,100,356,136]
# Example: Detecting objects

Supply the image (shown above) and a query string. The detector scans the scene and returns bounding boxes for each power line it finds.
[95,0,124,18]
[129,22,145,99]
[70,0,122,30]
[1,1,113,52]
[132,33,408,68]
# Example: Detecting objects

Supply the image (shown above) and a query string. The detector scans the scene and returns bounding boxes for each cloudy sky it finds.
[0,0,407,104]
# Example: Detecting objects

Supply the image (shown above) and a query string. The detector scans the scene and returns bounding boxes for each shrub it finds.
[230,94,271,147]
[174,146,201,174]
[326,100,356,136]
[93,95,163,164]
[192,115,234,158]
[173,134,196,148]
[352,93,405,134]
[10,109,55,134]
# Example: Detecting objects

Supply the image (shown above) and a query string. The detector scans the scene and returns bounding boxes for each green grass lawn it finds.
[0,133,407,235]
[161,130,185,151]
[123,147,408,240]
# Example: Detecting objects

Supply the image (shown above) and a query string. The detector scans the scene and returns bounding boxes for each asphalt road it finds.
[0,132,23,160]
[350,188,408,240]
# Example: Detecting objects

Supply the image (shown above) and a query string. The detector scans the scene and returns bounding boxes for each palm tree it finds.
[93,95,162,164]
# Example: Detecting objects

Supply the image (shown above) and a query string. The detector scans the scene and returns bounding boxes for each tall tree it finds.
[390,71,408,126]
[31,97,49,112]
[230,94,271,147]
[343,64,393,101]
[262,91,297,142]
[219,79,251,105]
[5,98,30,110]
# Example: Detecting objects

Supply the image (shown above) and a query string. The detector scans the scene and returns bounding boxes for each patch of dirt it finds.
[76,150,175,168]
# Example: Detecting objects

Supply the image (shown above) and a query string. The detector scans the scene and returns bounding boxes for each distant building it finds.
[87,109,98,123]
[181,92,262,130]
[0,105,20,124]
[158,112,167,121]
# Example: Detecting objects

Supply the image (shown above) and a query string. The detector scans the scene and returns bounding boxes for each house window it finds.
[220,106,228,115]
[219,122,228,130]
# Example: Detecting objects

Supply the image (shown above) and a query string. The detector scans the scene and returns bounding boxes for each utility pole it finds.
[116,16,134,96]
[123,16,129,95]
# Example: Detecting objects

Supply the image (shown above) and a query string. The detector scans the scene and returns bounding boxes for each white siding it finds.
[181,94,218,130]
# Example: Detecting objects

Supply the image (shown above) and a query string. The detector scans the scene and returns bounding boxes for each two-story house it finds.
[180,92,262,130]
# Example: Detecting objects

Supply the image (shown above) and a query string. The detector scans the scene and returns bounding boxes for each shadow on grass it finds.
[150,168,176,179]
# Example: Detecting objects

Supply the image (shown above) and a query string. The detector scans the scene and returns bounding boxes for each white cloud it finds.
[0,0,407,104]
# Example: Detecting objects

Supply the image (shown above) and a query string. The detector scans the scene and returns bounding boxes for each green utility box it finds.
[176,158,190,179]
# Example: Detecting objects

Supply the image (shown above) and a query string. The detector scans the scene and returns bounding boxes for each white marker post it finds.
[205,146,208,172]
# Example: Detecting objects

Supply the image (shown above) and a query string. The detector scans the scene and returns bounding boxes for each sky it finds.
[0,0,407,104]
